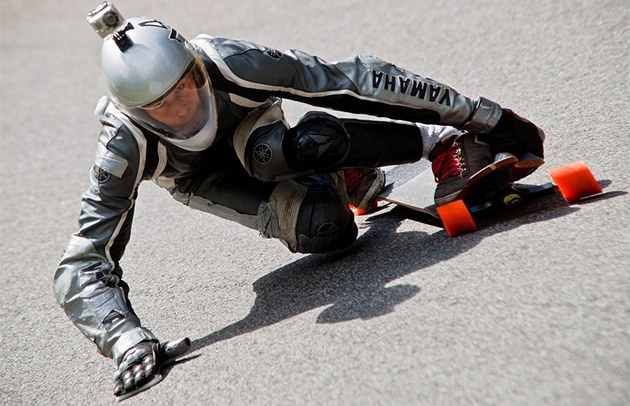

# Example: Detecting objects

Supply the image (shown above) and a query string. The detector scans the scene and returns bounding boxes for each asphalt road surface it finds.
[1,1,629,405]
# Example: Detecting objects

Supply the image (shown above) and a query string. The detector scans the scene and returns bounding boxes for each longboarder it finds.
[54,2,545,399]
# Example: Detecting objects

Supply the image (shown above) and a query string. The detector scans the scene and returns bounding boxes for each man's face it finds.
[142,73,201,130]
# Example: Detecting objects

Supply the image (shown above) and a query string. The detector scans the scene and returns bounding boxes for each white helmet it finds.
[88,2,214,143]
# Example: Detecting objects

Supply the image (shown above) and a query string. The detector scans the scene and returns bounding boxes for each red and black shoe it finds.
[345,167,386,213]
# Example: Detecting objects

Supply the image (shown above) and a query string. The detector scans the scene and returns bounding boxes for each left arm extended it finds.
[193,35,500,132]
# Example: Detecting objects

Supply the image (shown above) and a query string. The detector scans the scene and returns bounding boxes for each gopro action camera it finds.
[87,2,126,39]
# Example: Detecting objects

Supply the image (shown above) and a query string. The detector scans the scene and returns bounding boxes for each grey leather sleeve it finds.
[53,113,156,363]
[194,35,500,129]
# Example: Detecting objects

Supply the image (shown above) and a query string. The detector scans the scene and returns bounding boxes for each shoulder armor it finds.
[92,98,144,179]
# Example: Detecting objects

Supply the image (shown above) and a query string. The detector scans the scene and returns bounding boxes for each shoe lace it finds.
[431,142,465,182]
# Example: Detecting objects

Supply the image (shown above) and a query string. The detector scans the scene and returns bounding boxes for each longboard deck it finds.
[380,163,437,213]
[370,161,440,224]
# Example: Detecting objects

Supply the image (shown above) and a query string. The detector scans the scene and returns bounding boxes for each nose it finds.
[174,90,197,117]
[174,102,190,118]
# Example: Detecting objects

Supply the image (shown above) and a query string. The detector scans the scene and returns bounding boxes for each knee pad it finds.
[261,174,357,253]
[287,112,350,172]
[234,103,350,182]
[294,174,357,253]
[233,99,295,182]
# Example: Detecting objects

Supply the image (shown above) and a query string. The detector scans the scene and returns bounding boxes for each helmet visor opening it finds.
[120,55,212,140]
[141,56,208,110]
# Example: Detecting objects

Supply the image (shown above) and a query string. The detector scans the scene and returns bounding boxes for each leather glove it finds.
[483,108,545,159]
[113,337,191,399]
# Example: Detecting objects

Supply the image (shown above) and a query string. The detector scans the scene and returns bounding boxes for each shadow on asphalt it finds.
[189,185,625,352]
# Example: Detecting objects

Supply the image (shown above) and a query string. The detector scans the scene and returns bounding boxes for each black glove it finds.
[113,337,191,399]
[483,108,545,159]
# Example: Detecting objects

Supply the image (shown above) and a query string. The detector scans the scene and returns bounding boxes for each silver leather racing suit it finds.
[54,34,500,363]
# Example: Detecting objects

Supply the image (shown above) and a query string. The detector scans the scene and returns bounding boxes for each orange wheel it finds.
[436,200,477,237]
[349,199,378,216]
[349,204,367,216]
[549,161,602,203]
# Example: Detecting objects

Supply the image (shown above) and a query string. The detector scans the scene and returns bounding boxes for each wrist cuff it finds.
[462,97,502,133]
[112,327,158,365]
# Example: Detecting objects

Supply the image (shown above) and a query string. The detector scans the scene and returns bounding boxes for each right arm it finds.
[53,109,157,364]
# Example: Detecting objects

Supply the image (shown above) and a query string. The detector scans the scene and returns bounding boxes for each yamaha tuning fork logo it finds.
[253,143,273,165]
[92,165,111,184]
